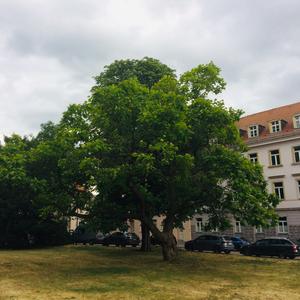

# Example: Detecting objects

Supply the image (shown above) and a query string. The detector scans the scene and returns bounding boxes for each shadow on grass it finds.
[69,280,143,294]
[71,245,161,259]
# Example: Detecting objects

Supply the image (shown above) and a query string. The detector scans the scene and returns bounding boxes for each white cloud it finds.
[1,0,300,138]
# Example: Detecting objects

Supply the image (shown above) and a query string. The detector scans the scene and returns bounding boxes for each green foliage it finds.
[59,60,279,244]
[0,134,70,248]
[94,57,175,89]
[180,61,226,99]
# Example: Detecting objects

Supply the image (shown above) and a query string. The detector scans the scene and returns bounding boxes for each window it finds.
[270,120,281,133]
[278,217,288,233]
[255,226,263,233]
[294,115,300,128]
[270,150,281,166]
[256,240,269,246]
[297,180,300,194]
[274,182,285,200]
[249,153,258,163]
[235,220,242,233]
[270,239,292,245]
[293,146,300,163]
[248,125,259,138]
[179,229,184,240]
[195,218,203,232]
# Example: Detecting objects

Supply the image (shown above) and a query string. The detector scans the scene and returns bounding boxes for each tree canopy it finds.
[0,133,71,248]
[93,57,175,89]
[59,61,278,260]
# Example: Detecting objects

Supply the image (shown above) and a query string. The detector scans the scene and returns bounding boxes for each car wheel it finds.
[224,250,230,254]
[278,254,285,259]
[289,256,295,259]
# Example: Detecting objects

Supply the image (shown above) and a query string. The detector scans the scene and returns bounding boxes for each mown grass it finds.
[0,245,300,299]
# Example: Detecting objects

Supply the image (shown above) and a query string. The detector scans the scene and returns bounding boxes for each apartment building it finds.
[192,102,300,242]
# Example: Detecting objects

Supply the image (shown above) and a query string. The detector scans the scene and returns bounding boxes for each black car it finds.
[224,236,250,250]
[240,237,299,259]
[72,225,97,245]
[102,232,140,247]
[185,234,234,254]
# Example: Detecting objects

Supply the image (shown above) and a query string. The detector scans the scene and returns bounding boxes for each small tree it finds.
[60,61,278,261]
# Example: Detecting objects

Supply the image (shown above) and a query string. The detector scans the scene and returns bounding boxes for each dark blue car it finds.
[224,236,250,250]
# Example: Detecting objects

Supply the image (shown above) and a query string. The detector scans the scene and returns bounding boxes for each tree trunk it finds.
[161,232,178,261]
[140,221,151,252]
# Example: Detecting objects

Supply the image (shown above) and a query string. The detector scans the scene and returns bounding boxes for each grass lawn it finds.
[0,246,300,300]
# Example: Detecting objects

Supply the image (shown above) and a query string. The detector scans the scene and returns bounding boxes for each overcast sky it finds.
[1,0,300,138]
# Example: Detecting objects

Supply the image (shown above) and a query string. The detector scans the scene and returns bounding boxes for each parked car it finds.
[102,232,140,247]
[185,234,234,254]
[72,225,105,245]
[95,232,106,244]
[240,237,300,259]
[224,236,250,250]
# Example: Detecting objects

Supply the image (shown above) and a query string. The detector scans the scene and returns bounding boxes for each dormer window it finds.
[270,120,281,133]
[293,115,300,129]
[248,125,259,138]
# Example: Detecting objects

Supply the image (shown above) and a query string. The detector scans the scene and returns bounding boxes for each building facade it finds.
[192,102,300,242]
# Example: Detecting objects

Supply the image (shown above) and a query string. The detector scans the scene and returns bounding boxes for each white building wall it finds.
[247,136,300,209]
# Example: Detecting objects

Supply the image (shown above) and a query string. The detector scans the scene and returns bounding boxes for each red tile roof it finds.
[237,101,300,142]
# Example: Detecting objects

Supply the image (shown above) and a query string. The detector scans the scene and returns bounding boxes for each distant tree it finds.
[59,61,279,261]
[0,122,92,248]
[0,134,70,247]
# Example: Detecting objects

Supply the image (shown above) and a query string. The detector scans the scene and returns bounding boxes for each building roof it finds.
[237,101,300,143]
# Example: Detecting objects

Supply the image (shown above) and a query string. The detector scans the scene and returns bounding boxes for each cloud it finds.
[1,0,300,138]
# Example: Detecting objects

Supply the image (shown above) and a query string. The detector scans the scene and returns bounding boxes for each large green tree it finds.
[92,57,176,251]
[60,61,278,261]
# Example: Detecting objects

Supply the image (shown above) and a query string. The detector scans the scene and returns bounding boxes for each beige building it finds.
[129,218,192,247]
[192,102,300,242]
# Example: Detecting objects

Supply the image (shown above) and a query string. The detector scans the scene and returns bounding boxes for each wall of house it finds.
[248,136,300,207]
[190,135,300,242]
[130,218,192,247]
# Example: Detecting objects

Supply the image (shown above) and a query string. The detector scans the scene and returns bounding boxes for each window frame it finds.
[273,181,285,200]
[297,180,300,198]
[293,114,300,129]
[249,153,258,163]
[269,149,281,166]
[270,120,282,133]
[248,125,259,138]
[293,146,300,163]
[234,220,242,233]
[255,225,263,234]
[195,218,203,233]
[277,217,288,234]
